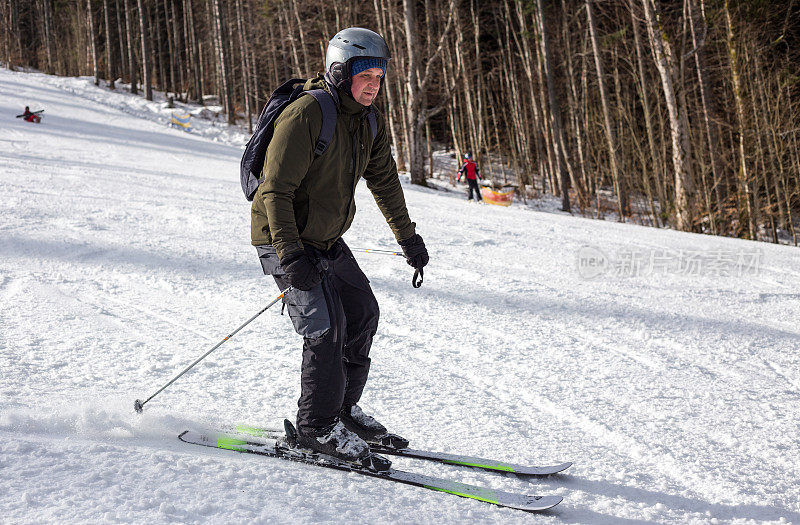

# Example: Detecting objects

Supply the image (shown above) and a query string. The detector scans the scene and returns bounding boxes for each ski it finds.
[178,429,562,512]
[229,424,572,476]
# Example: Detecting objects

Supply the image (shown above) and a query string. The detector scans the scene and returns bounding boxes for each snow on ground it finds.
[2,68,800,524]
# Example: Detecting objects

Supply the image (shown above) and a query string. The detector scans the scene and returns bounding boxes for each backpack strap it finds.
[305,89,337,156]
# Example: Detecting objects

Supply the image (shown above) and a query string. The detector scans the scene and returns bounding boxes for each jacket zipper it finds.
[334,112,367,242]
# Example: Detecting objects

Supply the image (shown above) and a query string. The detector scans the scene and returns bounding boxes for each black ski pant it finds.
[467,178,483,201]
[256,239,379,435]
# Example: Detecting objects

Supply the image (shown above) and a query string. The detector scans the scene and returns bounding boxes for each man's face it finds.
[351,67,384,106]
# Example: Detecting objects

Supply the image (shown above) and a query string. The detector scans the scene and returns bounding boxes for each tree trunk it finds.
[385,0,409,170]
[281,1,302,77]
[1,1,9,68]
[123,0,137,94]
[403,0,427,186]
[41,0,55,73]
[164,0,177,96]
[402,0,456,186]
[137,0,152,100]
[154,2,167,93]
[512,1,547,196]
[536,0,570,212]
[641,0,694,231]
[587,0,626,219]
[211,0,234,124]
[724,0,756,239]
[289,0,310,76]
[687,0,722,233]
[235,0,252,132]
[374,0,403,168]
[470,0,487,155]
[560,0,589,209]
[184,0,202,103]
[630,0,662,226]
[87,0,100,85]
[103,0,115,88]
[115,0,127,81]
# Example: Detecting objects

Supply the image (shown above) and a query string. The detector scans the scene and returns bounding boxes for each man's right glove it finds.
[280,252,323,291]
[398,234,429,270]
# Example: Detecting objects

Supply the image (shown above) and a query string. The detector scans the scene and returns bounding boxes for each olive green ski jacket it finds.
[250,74,416,260]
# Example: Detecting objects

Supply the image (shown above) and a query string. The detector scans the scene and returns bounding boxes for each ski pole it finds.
[351,247,404,256]
[350,248,423,288]
[134,287,291,413]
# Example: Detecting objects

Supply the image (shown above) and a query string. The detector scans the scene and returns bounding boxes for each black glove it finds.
[280,252,322,291]
[398,234,429,270]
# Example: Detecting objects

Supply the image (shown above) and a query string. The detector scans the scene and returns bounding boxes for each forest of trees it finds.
[2,0,799,244]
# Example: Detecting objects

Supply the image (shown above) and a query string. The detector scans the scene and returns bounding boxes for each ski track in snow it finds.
[2,68,799,524]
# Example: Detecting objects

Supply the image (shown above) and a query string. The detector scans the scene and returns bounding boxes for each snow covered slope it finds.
[1,68,799,524]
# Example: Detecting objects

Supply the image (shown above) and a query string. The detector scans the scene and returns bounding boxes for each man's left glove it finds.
[280,252,323,291]
[398,234,429,270]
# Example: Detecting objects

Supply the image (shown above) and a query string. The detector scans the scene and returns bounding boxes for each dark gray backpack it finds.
[240,78,377,201]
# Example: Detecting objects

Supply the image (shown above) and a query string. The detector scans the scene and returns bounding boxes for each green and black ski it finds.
[228,424,572,476]
[178,429,563,512]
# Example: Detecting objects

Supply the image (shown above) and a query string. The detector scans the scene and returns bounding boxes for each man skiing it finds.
[250,28,428,467]
[16,106,42,123]
[457,152,483,202]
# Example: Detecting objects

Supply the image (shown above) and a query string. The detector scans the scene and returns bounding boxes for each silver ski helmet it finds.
[325,27,390,89]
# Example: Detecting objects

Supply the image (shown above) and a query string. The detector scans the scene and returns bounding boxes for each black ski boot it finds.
[340,404,410,450]
[288,419,391,472]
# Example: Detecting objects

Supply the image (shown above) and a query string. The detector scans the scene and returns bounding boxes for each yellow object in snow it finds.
[170,112,192,131]
[480,187,514,206]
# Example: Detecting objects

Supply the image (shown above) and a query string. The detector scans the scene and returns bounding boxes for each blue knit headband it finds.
[351,58,387,77]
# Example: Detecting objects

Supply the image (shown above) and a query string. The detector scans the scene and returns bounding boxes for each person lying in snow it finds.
[16,106,43,123]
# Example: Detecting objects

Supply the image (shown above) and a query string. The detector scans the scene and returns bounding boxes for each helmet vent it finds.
[353,44,366,50]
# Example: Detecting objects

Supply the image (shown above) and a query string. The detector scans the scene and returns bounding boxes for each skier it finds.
[16,106,43,123]
[250,28,428,465]
[457,153,483,202]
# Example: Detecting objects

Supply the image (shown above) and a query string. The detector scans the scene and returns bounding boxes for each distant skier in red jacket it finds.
[457,153,483,202]
[16,106,43,123]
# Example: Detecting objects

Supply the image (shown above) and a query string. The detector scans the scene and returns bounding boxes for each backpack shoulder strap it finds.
[305,89,337,156]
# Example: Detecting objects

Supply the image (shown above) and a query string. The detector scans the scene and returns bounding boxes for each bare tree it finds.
[687,0,722,233]
[235,0,252,132]
[402,0,457,186]
[724,0,756,239]
[40,0,55,73]
[7,0,798,245]
[103,0,115,88]
[630,0,662,225]
[123,0,137,94]
[587,0,626,219]
[641,0,695,231]
[137,0,152,100]
[86,0,99,85]
[211,0,234,124]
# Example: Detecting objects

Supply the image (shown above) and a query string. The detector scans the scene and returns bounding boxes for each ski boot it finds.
[285,419,391,472]
[339,404,410,450]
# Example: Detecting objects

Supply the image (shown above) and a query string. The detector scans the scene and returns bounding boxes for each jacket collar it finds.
[336,85,369,115]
